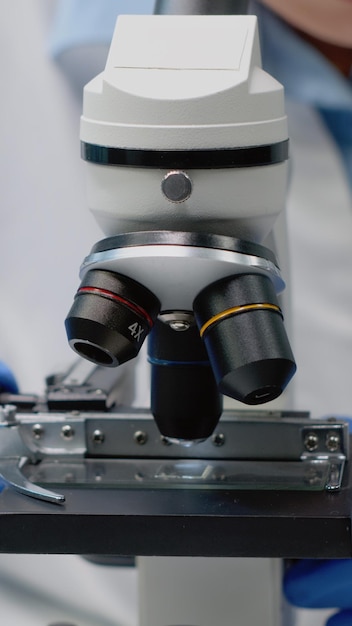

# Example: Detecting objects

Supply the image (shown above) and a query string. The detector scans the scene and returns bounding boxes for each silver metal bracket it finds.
[0,404,348,505]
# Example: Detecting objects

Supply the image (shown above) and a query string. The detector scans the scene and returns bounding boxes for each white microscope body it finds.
[65,15,296,626]
[66,15,295,439]
[81,15,287,242]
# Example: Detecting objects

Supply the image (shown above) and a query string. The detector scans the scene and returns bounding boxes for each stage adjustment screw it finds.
[304,432,319,452]
[92,429,105,444]
[326,433,340,452]
[134,430,148,445]
[61,424,75,440]
[32,424,44,440]
[212,432,225,447]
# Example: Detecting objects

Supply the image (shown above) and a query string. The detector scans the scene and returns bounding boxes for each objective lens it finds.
[193,274,296,405]
[148,317,223,441]
[65,269,160,367]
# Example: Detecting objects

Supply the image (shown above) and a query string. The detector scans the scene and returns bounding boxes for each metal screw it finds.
[304,432,319,452]
[159,311,194,331]
[134,430,148,445]
[212,432,225,447]
[92,429,105,445]
[61,424,75,440]
[169,320,191,332]
[326,433,340,452]
[32,423,44,440]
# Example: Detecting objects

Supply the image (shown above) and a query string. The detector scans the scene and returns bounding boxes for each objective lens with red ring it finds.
[65,269,160,367]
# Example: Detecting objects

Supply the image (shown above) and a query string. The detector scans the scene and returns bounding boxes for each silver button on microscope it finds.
[161,170,193,203]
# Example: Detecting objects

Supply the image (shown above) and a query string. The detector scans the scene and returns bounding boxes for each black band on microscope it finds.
[81,139,289,169]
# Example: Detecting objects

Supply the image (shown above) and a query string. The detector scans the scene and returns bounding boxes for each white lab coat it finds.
[286,100,352,419]
[0,1,349,625]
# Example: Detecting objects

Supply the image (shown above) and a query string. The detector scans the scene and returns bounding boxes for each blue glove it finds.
[284,559,352,626]
[327,613,352,626]
[0,361,18,394]
[0,362,18,493]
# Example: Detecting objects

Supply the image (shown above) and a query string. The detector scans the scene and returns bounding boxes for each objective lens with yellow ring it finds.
[193,273,296,405]
[199,302,283,338]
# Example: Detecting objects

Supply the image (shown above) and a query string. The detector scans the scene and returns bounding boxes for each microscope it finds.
[0,3,350,626]
[65,9,296,443]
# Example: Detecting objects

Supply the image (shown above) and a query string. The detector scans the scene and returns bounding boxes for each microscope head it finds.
[65,15,296,439]
[79,15,288,242]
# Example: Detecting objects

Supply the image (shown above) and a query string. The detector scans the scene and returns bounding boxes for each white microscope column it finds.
[78,15,294,626]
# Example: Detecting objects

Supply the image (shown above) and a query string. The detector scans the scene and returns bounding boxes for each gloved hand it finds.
[0,361,18,394]
[284,559,352,626]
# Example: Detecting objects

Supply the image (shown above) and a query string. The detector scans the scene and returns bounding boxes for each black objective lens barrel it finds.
[65,269,160,367]
[193,274,296,405]
[148,319,223,441]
